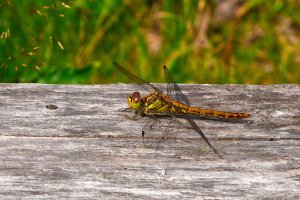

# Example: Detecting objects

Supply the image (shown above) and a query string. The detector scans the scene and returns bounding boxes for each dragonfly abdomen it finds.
[189,107,249,118]
[172,101,249,119]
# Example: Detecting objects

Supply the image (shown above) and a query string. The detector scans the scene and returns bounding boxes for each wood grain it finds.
[0,83,299,199]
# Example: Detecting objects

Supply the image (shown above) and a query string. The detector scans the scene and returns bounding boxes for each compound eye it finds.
[131,92,141,103]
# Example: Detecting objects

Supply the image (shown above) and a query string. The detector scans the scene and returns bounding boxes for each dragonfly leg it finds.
[118,107,132,112]
[124,111,143,120]
[141,116,159,137]
[149,117,159,130]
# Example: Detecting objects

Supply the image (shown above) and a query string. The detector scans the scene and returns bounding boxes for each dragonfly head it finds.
[127,92,142,110]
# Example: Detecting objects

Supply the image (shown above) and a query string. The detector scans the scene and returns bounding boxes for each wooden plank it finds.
[0,83,299,199]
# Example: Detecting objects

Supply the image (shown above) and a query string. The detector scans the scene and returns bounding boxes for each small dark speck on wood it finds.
[46,104,58,109]
[0,83,299,199]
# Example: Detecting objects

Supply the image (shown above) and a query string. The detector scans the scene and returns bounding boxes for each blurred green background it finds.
[1,0,299,84]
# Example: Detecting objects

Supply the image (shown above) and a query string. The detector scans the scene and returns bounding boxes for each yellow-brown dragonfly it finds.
[113,62,250,157]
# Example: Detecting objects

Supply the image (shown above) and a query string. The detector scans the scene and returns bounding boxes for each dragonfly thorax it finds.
[127,92,142,110]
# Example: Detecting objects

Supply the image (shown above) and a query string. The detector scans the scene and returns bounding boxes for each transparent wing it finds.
[163,65,190,105]
[163,65,221,158]
[113,62,162,93]
[142,116,181,150]
[185,118,222,158]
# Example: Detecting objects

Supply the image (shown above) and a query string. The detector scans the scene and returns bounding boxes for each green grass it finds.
[1,0,300,84]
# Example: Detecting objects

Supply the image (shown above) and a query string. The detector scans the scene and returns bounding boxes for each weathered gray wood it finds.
[0,83,299,199]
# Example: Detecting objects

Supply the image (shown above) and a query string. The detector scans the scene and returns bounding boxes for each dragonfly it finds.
[113,62,250,158]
